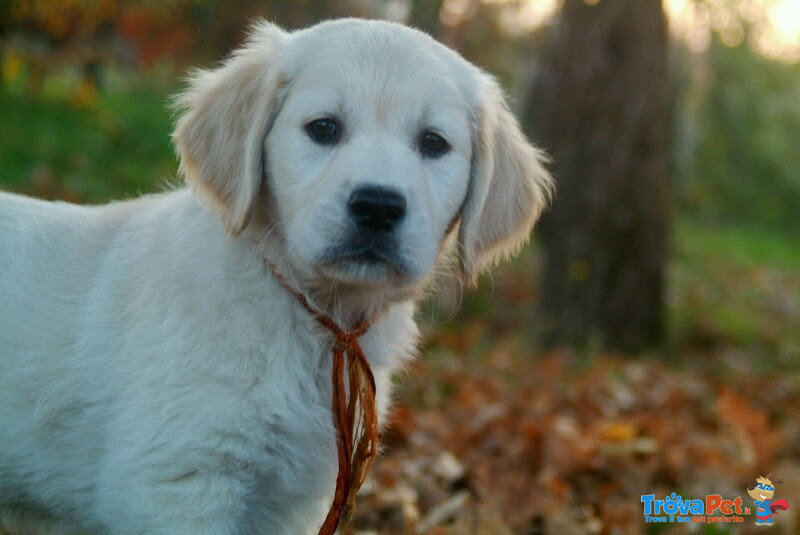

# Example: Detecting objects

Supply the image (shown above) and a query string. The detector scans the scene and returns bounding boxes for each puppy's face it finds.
[174,19,552,297]
[267,28,472,286]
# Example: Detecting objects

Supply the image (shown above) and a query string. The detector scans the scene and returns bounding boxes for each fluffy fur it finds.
[0,19,552,534]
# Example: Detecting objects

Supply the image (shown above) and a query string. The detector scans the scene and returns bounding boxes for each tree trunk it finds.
[408,0,444,37]
[525,0,672,352]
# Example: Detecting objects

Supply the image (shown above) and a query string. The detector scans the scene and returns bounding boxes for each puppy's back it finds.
[0,192,134,332]
[0,192,161,518]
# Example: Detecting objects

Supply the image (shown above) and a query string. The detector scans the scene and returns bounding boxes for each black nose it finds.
[349,186,406,232]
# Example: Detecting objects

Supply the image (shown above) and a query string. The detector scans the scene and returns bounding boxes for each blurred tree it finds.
[676,36,800,232]
[525,0,672,352]
[6,0,122,98]
[408,0,443,37]
[3,0,388,92]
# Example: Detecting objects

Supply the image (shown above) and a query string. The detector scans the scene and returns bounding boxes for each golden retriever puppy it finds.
[0,18,552,534]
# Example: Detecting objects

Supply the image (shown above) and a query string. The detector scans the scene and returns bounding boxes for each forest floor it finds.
[352,223,800,535]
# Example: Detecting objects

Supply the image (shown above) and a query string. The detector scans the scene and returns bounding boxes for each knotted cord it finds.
[266,263,379,535]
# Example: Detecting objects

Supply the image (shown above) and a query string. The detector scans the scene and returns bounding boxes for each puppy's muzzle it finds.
[348,186,406,232]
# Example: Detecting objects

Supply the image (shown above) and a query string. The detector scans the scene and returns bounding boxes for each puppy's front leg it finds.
[94,466,253,535]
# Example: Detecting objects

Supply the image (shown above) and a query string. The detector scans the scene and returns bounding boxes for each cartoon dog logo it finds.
[747,475,790,526]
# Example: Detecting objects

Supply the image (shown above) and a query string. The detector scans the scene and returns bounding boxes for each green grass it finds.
[669,218,800,367]
[674,219,800,272]
[0,86,176,202]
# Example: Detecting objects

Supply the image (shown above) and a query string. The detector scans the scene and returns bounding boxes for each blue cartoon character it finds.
[747,475,790,526]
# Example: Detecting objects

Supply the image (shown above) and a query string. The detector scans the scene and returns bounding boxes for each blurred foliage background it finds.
[1,0,799,533]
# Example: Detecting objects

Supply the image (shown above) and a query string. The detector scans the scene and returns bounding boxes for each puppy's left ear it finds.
[458,75,554,283]
[173,21,288,236]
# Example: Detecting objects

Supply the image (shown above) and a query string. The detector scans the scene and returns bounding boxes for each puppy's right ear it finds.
[173,21,288,236]
[457,74,553,284]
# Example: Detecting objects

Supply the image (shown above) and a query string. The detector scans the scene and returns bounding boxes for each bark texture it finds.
[525,0,672,351]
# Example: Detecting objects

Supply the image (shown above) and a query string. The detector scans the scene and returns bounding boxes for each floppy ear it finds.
[458,75,554,284]
[173,21,288,236]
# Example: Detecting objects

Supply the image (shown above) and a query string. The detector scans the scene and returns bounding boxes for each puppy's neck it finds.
[247,229,416,329]
[303,278,417,330]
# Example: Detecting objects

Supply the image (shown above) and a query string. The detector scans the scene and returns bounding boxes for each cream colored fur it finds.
[0,19,552,534]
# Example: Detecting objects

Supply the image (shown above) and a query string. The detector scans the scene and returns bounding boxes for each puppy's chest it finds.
[232,321,409,519]
[245,332,345,455]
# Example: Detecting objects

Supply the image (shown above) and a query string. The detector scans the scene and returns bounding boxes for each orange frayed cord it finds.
[266,263,379,535]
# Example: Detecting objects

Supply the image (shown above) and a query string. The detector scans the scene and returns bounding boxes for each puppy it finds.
[0,18,552,534]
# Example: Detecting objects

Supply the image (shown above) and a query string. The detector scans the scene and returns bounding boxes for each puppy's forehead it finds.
[281,19,480,108]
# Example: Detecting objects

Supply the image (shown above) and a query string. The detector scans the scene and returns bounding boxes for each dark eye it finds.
[419,130,450,158]
[305,118,341,145]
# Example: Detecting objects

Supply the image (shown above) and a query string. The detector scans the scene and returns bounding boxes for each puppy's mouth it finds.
[320,236,409,282]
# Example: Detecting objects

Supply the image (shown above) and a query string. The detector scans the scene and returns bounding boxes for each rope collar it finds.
[266,262,379,535]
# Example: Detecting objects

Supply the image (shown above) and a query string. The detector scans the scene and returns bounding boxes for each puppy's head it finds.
[173,19,552,297]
